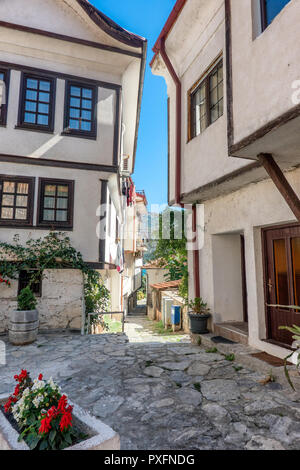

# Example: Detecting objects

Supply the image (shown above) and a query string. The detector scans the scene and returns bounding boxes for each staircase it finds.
[129,305,147,316]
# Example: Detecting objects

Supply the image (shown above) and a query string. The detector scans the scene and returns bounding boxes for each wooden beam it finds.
[258,153,300,222]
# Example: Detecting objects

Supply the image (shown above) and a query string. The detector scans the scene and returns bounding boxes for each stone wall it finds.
[0,269,83,333]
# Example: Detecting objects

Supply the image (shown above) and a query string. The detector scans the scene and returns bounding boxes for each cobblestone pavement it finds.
[1,315,300,450]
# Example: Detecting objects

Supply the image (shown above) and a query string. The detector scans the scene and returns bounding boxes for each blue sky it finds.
[91,0,176,207]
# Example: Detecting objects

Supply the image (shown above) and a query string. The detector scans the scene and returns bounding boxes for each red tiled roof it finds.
[150,280,182,290]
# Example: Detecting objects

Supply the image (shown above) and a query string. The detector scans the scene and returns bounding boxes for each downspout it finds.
[192,205,200,299]
[159,38,200,298]
[159,37,181,206]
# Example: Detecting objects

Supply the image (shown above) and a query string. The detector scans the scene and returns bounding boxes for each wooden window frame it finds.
[37,178,74,230]
[17,72,56,133]
[188,57,223,142]
[0,175,35,227]
[62,80,98,140]
[0,69,10,126]
[260,0,291,32]
[18,269,42,297]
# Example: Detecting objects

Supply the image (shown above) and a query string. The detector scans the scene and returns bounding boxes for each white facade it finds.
[152,0,300,358]
[0,0,147,324]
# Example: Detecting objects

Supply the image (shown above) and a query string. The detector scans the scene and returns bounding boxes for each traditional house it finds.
[0,0,147,331]
[151,0,300,358]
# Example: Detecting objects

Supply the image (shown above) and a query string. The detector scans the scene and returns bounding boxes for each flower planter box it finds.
[0,394,120,450]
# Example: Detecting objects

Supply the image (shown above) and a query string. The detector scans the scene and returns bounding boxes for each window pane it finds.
[70,97,80,108]
[265,0,291,26]
[25,101,37,112]
[24,113,36,124]
[15,208,27,220]
[273,239,289,306]
[210,72,218,90]
[81,110,91,121]
[27,79,38,89]
[56,210,67,222]
[44,197,55,209]
[291,238,300,307]
[81,121,91,131]
[39,92,50,103]
[69,119,79,129]
[70,87,81,97]
[57,197,68,209]
[43,209,55,221]
[0,73,4,81]
[17,183,29,194]
[1,207,13,219]
[57,185,68,197]
[82,88,92,99]
[211,105,219,123]
[37,114,48,125]
[16,195,28,207]
[210,87,218,107]
[70,108,80,118]
[39,81,50,92]
[2,195,14,206]
[38,103,49,114]
[44,185,56,196]
[3,181,15,193]
[219,98,224,117]
[82,99,92,110]
[26,90,37,101]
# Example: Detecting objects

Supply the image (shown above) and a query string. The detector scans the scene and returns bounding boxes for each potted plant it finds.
[0,370,119,450]
[9,286,39,346]
[279,324,300,390]
[188,297,211,334]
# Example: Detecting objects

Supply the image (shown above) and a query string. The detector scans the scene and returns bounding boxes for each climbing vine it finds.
[0,232,110,328]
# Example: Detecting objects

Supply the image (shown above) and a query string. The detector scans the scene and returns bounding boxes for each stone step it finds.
[214,322,249,346]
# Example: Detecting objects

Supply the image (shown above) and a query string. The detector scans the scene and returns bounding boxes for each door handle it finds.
[267,279,273,294]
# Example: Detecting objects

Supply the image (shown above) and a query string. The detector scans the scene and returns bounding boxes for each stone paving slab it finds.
[0,316,300,450]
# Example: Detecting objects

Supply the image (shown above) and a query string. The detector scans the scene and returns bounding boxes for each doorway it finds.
[263,224,300,346]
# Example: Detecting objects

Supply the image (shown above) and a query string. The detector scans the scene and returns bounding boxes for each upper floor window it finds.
[0,176,34,226]
[0,69,9,126]
[189,59,223,140]
[261,0,291,31]
[38,178,74,229]
[63,81,97,139]
[18,74,56,132]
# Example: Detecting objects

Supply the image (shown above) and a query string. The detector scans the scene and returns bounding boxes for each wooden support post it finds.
[258,153,300,222]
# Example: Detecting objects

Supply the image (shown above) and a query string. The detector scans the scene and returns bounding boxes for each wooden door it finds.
[264,225,300,346]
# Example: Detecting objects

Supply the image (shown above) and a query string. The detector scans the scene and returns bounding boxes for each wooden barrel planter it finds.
[8,310,39,346]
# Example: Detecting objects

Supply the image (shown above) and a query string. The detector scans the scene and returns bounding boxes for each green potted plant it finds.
[187,297,211,334]
[9,286,39,346]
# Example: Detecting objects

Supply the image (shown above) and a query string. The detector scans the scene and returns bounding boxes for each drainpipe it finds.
[192,205,200,299]
[158,38,200,298]
[159,37,181,206]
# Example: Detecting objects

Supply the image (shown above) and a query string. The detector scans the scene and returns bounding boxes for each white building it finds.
[0,0,147,327]
[151,0,300,358]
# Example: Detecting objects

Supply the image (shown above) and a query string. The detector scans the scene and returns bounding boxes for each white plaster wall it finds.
[231,0,300,144]
[0,161,106,262]
[0,68,117,166]
[198,167,300,358]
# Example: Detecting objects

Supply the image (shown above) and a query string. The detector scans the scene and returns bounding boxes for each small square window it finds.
[63,81,97,139]
[18,270,42,297]
[261,0,291,31]
[38,178,74,229]
[0,176,34,226]
[18,74,56,132]
[189,59,223,140]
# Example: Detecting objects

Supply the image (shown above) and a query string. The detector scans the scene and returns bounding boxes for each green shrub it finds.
[17,286,37,311]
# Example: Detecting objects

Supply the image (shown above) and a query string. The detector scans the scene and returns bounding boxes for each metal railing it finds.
[87,311,125,335]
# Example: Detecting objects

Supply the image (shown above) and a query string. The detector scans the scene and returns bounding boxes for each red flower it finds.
[39,416,52,434]
[13,384,20,397]
[59,411,72,432]
[38,374,43,380]
[4,396,17,414]
[57,395,68,412]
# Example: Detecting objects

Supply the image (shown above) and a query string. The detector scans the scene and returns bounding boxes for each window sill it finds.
[0,222,33,228]
[36,224,73,231]
[15,125,54,134]
[61,131,97,141]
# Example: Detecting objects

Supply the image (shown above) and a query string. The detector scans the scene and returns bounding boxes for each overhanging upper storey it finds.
[227,0,300,170]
